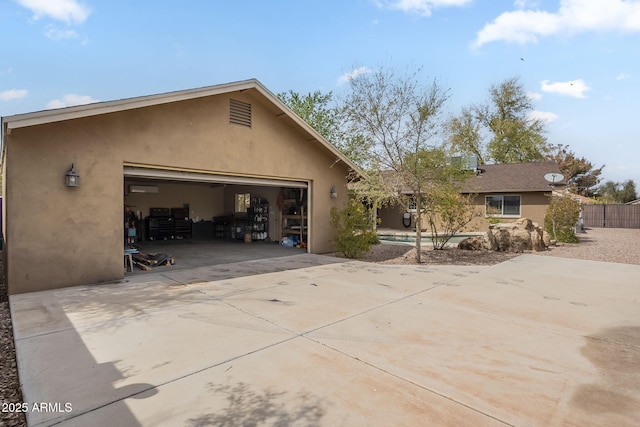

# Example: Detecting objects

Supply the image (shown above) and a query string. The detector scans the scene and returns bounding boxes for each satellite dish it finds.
[544,173,564,186]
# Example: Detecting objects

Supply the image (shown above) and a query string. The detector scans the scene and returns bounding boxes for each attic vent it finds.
[229,99,252,127]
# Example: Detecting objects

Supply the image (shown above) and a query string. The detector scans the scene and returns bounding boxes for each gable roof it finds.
[462,161,565,193]
[1,79,362,174]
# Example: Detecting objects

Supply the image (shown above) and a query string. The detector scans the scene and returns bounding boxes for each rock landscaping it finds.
[458,218,549,253]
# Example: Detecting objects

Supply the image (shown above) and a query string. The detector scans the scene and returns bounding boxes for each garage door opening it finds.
[123,166,309,273]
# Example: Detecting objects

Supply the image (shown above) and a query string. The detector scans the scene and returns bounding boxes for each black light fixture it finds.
[330,185,337,199]
[65,163,79,187]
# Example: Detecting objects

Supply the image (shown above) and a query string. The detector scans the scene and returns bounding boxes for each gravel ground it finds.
[0,227,637,426]
[533,227,640,265]
[358,227,640,266]
[1,256,27,427]
[356,242,522,265]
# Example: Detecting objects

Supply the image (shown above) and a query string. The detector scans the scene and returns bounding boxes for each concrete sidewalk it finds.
[11,254,640,426]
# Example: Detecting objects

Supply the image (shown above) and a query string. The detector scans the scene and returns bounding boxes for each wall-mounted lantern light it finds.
[65,163,79,187]
[330,185,337,199]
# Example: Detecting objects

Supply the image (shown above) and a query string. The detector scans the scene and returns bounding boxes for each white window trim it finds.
[485,194,521,218]
[407,196,418,213]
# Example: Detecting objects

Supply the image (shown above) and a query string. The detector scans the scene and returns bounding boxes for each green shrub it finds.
[330,200,378,258]
[553,228,579,243]
[545,195,580,243]
[366,231,380,245]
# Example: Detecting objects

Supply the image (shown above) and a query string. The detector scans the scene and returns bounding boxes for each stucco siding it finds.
[5,125,123,293]
[4,89,349,293]
[378,192,551,233]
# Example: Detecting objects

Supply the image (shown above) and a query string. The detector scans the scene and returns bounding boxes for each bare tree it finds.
[342,67,465,262]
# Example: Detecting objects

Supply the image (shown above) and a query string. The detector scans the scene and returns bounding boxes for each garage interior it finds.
[123,167,309,273]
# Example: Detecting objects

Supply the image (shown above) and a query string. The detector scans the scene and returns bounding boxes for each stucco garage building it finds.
[1,79,357,294]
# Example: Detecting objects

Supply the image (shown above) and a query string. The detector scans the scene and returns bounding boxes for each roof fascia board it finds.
[467,189,555,194]
[3,79,259,132]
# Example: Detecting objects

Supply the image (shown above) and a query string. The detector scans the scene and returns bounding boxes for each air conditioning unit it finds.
[129,185,159,194]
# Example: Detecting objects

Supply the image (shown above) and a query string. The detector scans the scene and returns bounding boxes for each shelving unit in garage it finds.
[280,189,307,246]
[248,197,269,241]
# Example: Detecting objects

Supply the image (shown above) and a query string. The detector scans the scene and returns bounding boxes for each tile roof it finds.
[462,161,565,193]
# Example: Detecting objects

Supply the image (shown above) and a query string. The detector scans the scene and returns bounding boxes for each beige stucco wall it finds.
[4,89,349,293]
[378,192,551,233]
[377,204,410,231]
[466,192,551,231]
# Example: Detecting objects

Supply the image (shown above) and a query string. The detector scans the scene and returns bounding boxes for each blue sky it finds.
[2,0,639,186]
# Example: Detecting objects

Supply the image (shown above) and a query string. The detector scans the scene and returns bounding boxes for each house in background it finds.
[552,190,598,205]
[2,79,359,294]
[377,161,565,232]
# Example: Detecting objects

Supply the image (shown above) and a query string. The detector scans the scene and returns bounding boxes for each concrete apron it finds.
[10,254,640,426]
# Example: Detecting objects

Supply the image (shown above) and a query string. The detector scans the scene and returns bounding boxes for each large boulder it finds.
[511,228,533,252]
[494,227,513,251]
[458,236,484,250]
[458,218,549,253]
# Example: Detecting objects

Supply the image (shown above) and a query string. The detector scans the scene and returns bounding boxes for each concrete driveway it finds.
[11,254,640,426]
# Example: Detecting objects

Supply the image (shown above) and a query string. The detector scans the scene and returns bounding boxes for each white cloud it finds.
[0,89,28,101]
[514,0,540,9]
[616,73,630,80]
[15,0,90,24]
[45,26,79,40]
[46,93,98,109]
[527,91,543,101]
[374,0,472,17]
[541,79,590,98]
[529,110,558,123]
[337,67,373,85]
[473,0,640,47]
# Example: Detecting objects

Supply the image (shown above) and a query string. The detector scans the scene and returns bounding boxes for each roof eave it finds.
[464,188,560,194]
[2,79,261,133]
[1,78,363,175]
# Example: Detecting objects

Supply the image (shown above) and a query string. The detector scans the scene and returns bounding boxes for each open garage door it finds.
[123,166,310,270]
[124,166,308,189]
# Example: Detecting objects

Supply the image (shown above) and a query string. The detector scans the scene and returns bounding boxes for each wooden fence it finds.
[582,204,640,229]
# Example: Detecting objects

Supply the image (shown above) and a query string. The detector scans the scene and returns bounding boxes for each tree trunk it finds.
[372,200,378,231]
[415,193,422,263]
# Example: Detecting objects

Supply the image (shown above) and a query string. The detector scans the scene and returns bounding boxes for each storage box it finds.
[171,208,189,219]
[150,208,171,217]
